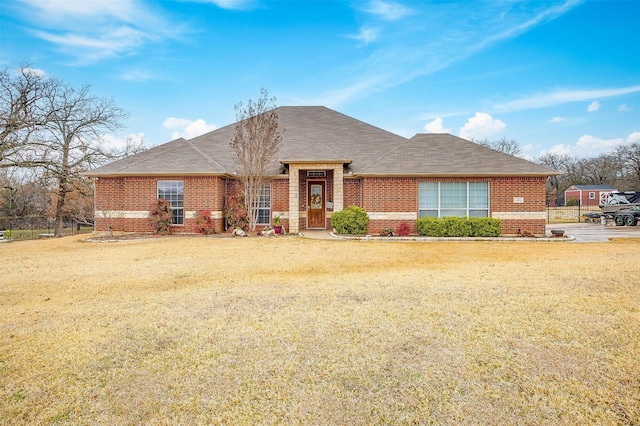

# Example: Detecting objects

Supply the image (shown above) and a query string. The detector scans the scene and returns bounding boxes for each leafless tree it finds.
[0,66,52,169]
[1,66,145,237]
[474,137,521,156]
[536,152,574,199]
[230,89,282,232]
[614,142,640,190]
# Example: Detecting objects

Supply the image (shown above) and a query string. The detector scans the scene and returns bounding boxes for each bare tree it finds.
[536,152,575,200]
[0,66,52,169]
[614,142,640,190]
[38,82,131,237]
[2,67,141,236]
[474,137,521,156]
[230,89,282,232]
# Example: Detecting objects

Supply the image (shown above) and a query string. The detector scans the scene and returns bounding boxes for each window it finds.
[419,182,489,218]
[589,192,596,199]
[255,183,271,225]
[158,181,184,225]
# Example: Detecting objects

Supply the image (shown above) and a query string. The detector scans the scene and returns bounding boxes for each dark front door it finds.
[307,181,325,229]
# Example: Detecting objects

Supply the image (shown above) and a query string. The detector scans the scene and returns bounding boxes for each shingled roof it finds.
[86,106,557,177]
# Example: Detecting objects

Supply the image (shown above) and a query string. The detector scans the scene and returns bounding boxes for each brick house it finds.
[86,106,558,235]
[564,184,617,207]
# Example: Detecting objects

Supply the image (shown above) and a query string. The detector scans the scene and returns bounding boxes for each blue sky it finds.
[1,0,639,159]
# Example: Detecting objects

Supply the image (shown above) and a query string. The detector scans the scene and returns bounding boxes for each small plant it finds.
[331,205,369,235]
[396,222,411,236]
[273,215,281,226]
[194,210,218,235]
[380,228,394,237]
[566,198,578,206]
[11,389,26,402]
[148,199,173,234]
[2,229,11,240]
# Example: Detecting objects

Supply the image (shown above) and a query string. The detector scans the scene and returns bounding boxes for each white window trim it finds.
[418,182,490,218]
[157,180,184,226]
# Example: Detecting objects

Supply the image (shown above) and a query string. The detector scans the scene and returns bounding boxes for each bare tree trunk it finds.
[54,183,66,237]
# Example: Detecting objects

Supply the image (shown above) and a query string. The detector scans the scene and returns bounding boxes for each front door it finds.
[307,181,325,229]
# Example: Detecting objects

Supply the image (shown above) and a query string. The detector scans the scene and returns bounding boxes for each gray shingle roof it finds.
[567,184,616,190]
[86,106,557,177]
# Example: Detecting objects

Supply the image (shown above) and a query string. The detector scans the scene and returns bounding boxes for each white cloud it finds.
[186,0,254,9]
[16,0,182,63]
[546,144,573,156]
[550,117,565,123]
[101,132,145,151]
[587,101,600,112]
[363,0,414,21]
[424,117,451,133]
[22,67,46,76]
[495,85,640,112]
[542,131,640,158]
[347,27,380,44]
[459,112,506,140]
[618,104,630,112]
[163,117,217,139]
[628,131,640,143]
[576,134,622,152]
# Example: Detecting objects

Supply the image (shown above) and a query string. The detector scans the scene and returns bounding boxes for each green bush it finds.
[468,217,502,237]
[331,205,369,235]
[416,216,501,237]
[566,198,578,206]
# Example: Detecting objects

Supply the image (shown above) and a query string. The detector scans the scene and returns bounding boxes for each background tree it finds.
[230,89,282,232]
[474,137,521,156]
[38,81,132,236]
[1,66,147,237]
[614,141,640,190]
[0,66,51,169]
[536,153,575,204]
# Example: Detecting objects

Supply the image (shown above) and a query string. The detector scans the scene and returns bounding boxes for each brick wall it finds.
[94,174,548,236]
[95,176,225,233]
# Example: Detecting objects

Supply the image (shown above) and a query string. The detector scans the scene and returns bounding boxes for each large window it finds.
[419,182,489,218]
[255,183,271,225]
[158,181,184,225]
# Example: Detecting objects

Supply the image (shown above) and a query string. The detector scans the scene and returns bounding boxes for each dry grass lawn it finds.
[1,235,638,425]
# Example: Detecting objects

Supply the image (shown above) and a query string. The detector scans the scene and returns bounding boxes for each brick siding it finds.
[94,174,548,236]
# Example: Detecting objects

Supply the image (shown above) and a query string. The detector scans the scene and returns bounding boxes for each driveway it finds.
[547,222,640,242]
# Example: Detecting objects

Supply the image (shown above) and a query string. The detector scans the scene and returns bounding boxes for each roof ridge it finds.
[185,139,228,172]
[359,135,412,172]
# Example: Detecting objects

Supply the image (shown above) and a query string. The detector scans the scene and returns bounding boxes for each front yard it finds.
[1,236,638,424]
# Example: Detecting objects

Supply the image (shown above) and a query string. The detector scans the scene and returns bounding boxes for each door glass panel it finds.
[310,184,323,209]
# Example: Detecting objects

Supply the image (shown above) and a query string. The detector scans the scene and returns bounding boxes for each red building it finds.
[564,185,616,207]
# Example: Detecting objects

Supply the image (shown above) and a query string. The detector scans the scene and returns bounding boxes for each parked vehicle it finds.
[599,191,640,215]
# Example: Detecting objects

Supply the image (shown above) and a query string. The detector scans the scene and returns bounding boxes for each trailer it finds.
[611,205,640,227]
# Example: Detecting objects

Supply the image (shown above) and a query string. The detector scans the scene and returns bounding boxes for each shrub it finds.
[380,228,394,237]
[416,216,501,237]
[396,222,411,236]
[223,191,249,231]
[468,217,502,237]
[149,199,173,234]
[566,198,578,206]
[194,210,218,235]
[331,205,369,235]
